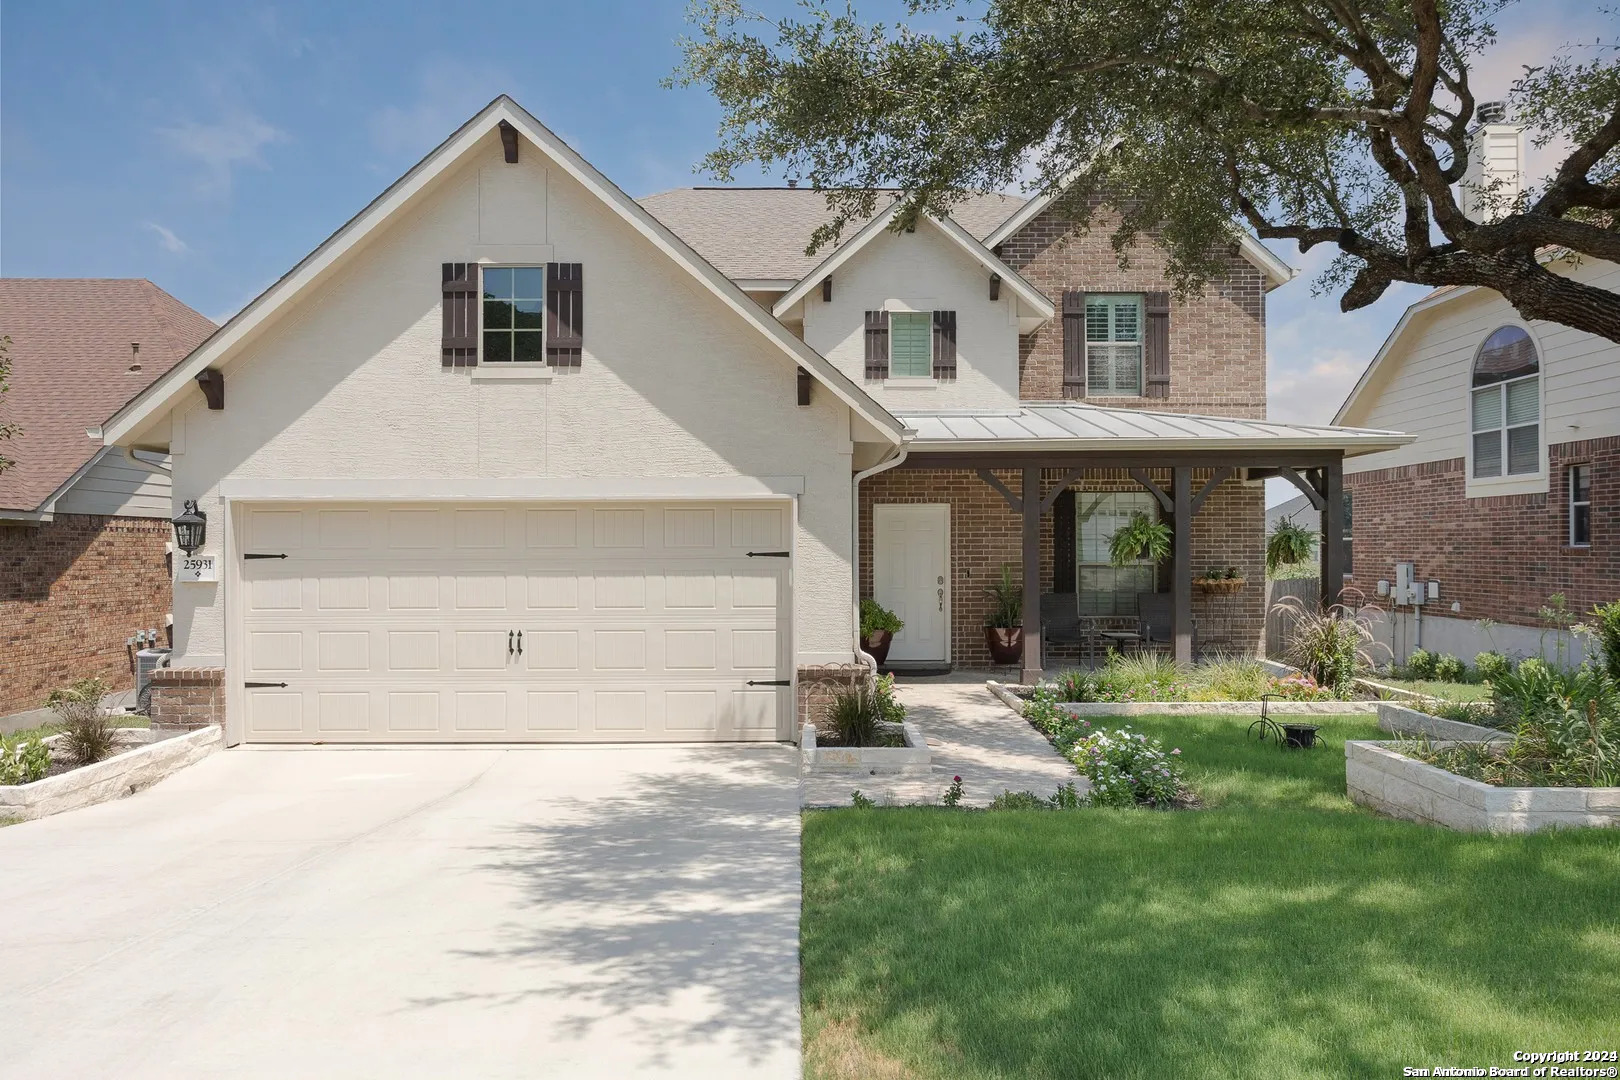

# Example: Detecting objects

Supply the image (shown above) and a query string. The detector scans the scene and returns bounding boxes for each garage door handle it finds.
[746,679,791,686]
[746,550,790,558]
[508,630,514,658]
[516,630,523,657]
[243,553,288,560]
[244,681,288,688]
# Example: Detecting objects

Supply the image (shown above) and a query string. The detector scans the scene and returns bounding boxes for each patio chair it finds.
[1136,592,1197,655]
[1039,592,1084,668]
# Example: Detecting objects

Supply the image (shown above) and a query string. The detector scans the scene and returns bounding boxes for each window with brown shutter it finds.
[1144,290,1170,398]
[864,310,889,381]
[441,263,478,368]
[932,310,957,380]
[1061,290,1086,398]
[546,262,583,367]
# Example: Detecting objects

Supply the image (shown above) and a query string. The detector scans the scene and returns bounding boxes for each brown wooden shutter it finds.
[932,310,957,380]
[546,263,583,367]
[442,263,478,368]
[1144,290,1170,398]
[864,310,889,380]
[1053,488,1077,593]
[1062,290,1086,399]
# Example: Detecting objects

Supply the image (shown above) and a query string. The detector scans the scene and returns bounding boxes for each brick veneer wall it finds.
[999,199,1267,415]
[147,667,226,732]
[1345,437,1620,625]
[860,468,1265,668]
[0,515,171,716]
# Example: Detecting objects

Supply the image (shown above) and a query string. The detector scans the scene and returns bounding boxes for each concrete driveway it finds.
[0,744,801,1079]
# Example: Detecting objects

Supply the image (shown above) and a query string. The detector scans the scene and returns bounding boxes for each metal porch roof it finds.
[895,403,1411,457]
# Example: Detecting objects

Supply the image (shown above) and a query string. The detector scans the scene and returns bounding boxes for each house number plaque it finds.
[176,554,218,583]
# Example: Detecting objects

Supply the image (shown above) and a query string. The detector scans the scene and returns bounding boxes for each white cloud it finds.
[142,221,189,254]
[157,111,286,196]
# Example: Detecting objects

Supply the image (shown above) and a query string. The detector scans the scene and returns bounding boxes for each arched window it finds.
[1470,325,1540,478]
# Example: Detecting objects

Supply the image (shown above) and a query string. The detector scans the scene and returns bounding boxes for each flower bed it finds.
[0,725,221,822]
[1019,687,1194,808]
[801,721,931,775]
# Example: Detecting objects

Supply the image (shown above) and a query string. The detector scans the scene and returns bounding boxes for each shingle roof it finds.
[897,402,1411,457]
[638,187,1027,281]
[0,279,215,512]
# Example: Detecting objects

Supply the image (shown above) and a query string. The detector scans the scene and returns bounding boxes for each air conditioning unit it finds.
[136,647,171,716]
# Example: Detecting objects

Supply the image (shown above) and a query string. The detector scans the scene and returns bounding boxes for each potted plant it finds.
[1266,519,1318,573]
[1108,512,1172,567]
[859,597,904,666]
[1196,566,1246,593]
[983,563,1023,665]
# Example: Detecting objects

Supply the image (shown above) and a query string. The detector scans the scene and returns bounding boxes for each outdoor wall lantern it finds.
[172,500,207,555]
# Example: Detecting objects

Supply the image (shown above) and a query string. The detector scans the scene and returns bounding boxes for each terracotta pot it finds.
[985,626,1024,666]
[861,629,894,666]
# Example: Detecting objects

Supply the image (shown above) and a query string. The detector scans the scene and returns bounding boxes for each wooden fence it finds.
[1263,577,1320,659]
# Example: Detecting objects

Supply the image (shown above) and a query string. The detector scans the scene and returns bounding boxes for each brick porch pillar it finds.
[148,667,226,736]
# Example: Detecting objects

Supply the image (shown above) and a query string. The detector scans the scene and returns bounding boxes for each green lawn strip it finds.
[802,713,1620,1080]
[1372,678,1493,702]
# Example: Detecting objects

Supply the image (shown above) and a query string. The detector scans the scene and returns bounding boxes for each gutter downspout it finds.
[851,442,910,676]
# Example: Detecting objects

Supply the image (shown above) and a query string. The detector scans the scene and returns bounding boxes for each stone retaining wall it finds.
[1375,702,1507,743]
[1346,740,1620,833]
[0,725,221,822]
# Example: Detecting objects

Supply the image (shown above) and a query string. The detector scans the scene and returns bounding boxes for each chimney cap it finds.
[1478,100,1508,125]
[787,178,798,188]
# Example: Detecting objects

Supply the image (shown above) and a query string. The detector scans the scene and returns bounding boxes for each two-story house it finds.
[1335,110,1620,666]
[95,97,1405,747]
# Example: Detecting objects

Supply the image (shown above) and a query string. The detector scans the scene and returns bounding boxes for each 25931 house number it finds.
[176,554,218,583]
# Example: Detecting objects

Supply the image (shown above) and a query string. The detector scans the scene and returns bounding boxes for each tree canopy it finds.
[674,0,1620,341]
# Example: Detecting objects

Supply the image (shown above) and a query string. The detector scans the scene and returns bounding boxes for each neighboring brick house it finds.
[0,280,214,720]
[1335,262,1620,666]
[646,184,1404,678]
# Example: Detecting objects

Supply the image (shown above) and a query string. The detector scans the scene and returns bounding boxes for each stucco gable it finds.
[101,96,901,451]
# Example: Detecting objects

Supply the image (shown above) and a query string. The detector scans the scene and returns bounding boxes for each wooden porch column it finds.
[1319,457,1346,608]
[1021,466,1043,684]
[1172,466,1193,665]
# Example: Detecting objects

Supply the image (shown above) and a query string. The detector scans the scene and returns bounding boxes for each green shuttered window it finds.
[889,312,933,378]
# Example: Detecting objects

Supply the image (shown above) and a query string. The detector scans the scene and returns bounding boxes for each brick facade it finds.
[998,199,1268,417]
[860,468,1265,668]
[1346,437,1620,625]
[147,666,226,733]
[0,515,171,716]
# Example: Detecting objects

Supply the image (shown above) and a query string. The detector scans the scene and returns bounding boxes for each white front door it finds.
[873,504,948,663]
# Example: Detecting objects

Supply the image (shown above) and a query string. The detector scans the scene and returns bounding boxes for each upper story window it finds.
[1470,325,1540,478]
[889,312,933,378]
[1085,294,1143,396]
[482,266,545,363]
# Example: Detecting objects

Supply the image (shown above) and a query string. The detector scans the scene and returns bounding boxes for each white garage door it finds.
[237,502,791,742]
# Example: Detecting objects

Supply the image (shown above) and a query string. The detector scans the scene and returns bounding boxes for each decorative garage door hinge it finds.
[745,550,790,558]
[243,553,288,560]
[746,679,791,686]
[244,681,288,688]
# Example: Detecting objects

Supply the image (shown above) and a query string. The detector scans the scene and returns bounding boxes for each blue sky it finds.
[2,0,1610,481]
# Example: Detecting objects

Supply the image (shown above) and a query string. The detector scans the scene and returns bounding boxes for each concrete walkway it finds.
[802,678,1082,808]
[0,745,801,1079]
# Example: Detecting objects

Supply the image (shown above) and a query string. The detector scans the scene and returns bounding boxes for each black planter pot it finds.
[862,630,894,666]
[985,626,1024,666]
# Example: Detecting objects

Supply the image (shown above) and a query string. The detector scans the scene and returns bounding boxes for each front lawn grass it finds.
[802,713,1620,1080]
[1371,677,1493,702]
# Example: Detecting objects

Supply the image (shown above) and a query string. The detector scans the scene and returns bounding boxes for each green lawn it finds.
[802,713,1620,1080]
[1370,677,1493,702]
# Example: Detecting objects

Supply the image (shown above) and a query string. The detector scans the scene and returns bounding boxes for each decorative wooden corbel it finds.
[195,369,224,410]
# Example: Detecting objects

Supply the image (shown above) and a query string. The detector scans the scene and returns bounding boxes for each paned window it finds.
[1470,325,1540,478]
[1570,464,1592,546]
[482,266,545,363]
[1085,294,1143,396]
[1076,491,1158,616]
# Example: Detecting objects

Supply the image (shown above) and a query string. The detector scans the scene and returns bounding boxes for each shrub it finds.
[825,685,883,747]
[1094,650,1191,702]
[987,783,1083,811]
[1268,672,1334,700]
[1272,593,1384,696]
[46,677,120,766]
[1069,725,1187,808]
[873,672,906,725]
[1405,648,1437,680]
[1473,650,1512,684]
[1590,600,1620,682]
[0,733,50,786]
[1193,654,1270,701]
[1433,653,1466,683]
[1050,669,1098,703]
[859,597,903,638]
[1022,686,1091,756]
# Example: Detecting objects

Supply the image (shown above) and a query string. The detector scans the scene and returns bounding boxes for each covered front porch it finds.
[857,404,1410,684]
